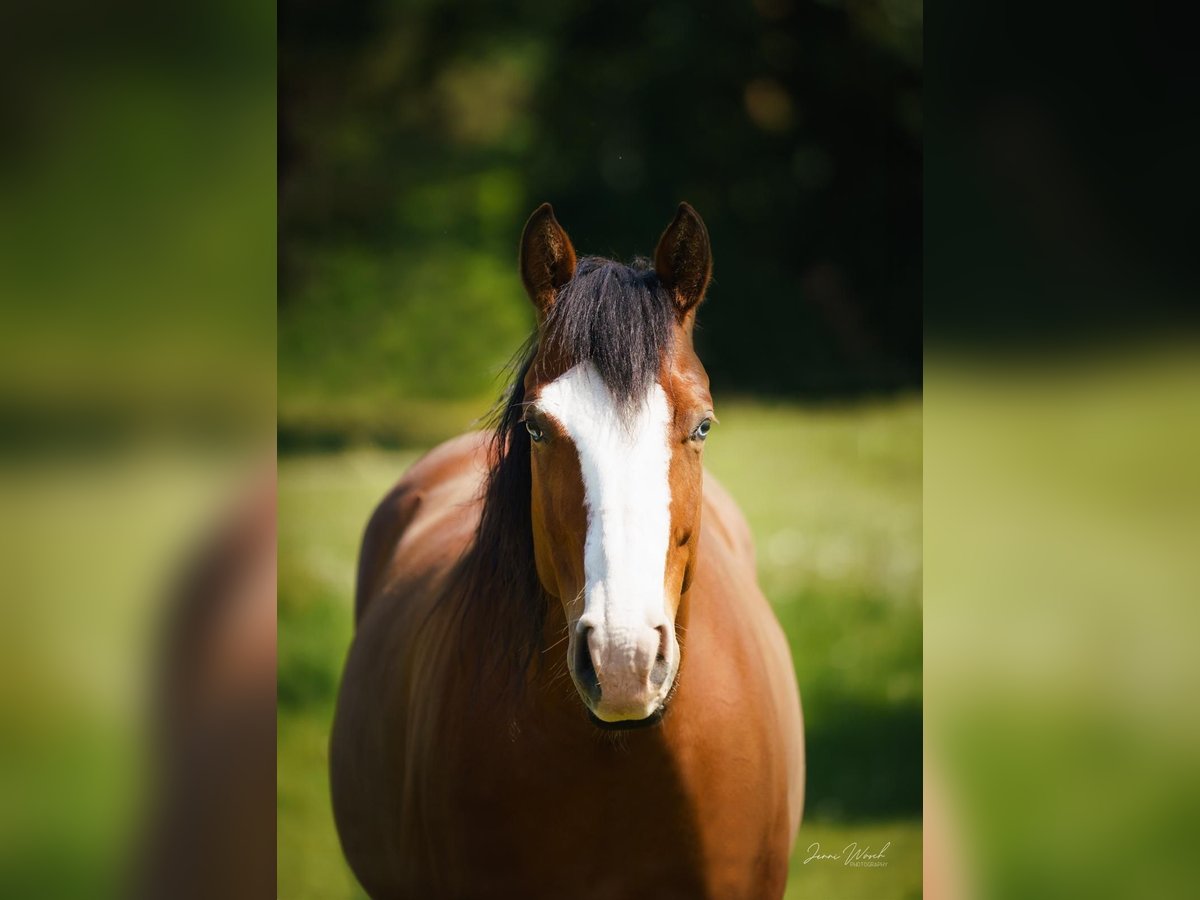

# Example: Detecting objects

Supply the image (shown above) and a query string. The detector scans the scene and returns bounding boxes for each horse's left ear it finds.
[655,202,712,317]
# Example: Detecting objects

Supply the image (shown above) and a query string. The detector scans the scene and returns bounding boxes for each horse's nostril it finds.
[574,626,601,704]
[650,624,671,688]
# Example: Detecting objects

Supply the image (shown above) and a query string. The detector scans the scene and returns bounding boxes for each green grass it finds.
[278,398,921,899]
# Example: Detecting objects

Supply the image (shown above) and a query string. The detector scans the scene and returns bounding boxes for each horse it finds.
[330,203,804,898]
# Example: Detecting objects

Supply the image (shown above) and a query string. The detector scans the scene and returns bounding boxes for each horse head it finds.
[517,202,715,726]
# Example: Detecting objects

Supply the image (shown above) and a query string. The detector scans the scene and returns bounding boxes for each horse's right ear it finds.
[519,203,577,316]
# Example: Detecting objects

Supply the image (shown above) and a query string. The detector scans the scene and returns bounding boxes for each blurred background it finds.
[280,1,922,898]
[0,1,275,898]
[925,1,1200,899]
[279,0,922,444]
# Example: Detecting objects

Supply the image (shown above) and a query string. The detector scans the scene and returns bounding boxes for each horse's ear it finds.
[654,202,712,317]
[519,203,577,316]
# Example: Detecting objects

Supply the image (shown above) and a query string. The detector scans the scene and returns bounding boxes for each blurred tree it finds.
[280,0,921,418]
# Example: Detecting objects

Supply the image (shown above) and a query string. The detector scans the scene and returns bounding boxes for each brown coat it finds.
[331,432,804,899]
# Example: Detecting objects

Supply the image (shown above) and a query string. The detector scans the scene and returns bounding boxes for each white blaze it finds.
[537,362,673,652]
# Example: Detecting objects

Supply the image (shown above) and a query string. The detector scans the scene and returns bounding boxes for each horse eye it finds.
[525,420,545,443]
[692,418,712,441]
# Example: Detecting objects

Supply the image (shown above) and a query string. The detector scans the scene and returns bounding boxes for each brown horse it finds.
[330,203,804,898]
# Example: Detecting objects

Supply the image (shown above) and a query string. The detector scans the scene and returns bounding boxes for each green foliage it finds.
[280,0,923,408]
[280,246,532,413]
[278,592,349,711]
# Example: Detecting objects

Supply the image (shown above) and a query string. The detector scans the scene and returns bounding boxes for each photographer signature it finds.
[803,840,891,867]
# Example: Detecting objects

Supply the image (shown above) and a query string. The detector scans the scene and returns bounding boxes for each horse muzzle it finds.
[568,618,677,724]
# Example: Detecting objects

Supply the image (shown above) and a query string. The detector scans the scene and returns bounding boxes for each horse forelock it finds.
[537,256,677,408]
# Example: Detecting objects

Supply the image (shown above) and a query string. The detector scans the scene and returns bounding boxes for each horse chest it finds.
[419,700,786,899]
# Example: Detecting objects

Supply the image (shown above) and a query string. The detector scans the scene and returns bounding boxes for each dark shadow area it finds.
[802,695,923,821]
[926,0,1200,349]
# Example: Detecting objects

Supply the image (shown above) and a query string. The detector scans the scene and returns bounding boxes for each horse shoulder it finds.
[354,431,490,625]
[698,468,806,848]
[335,431,492,895]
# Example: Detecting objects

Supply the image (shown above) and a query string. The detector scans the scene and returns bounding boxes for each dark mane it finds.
[452,257,677,700]
[539,256,676,406]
